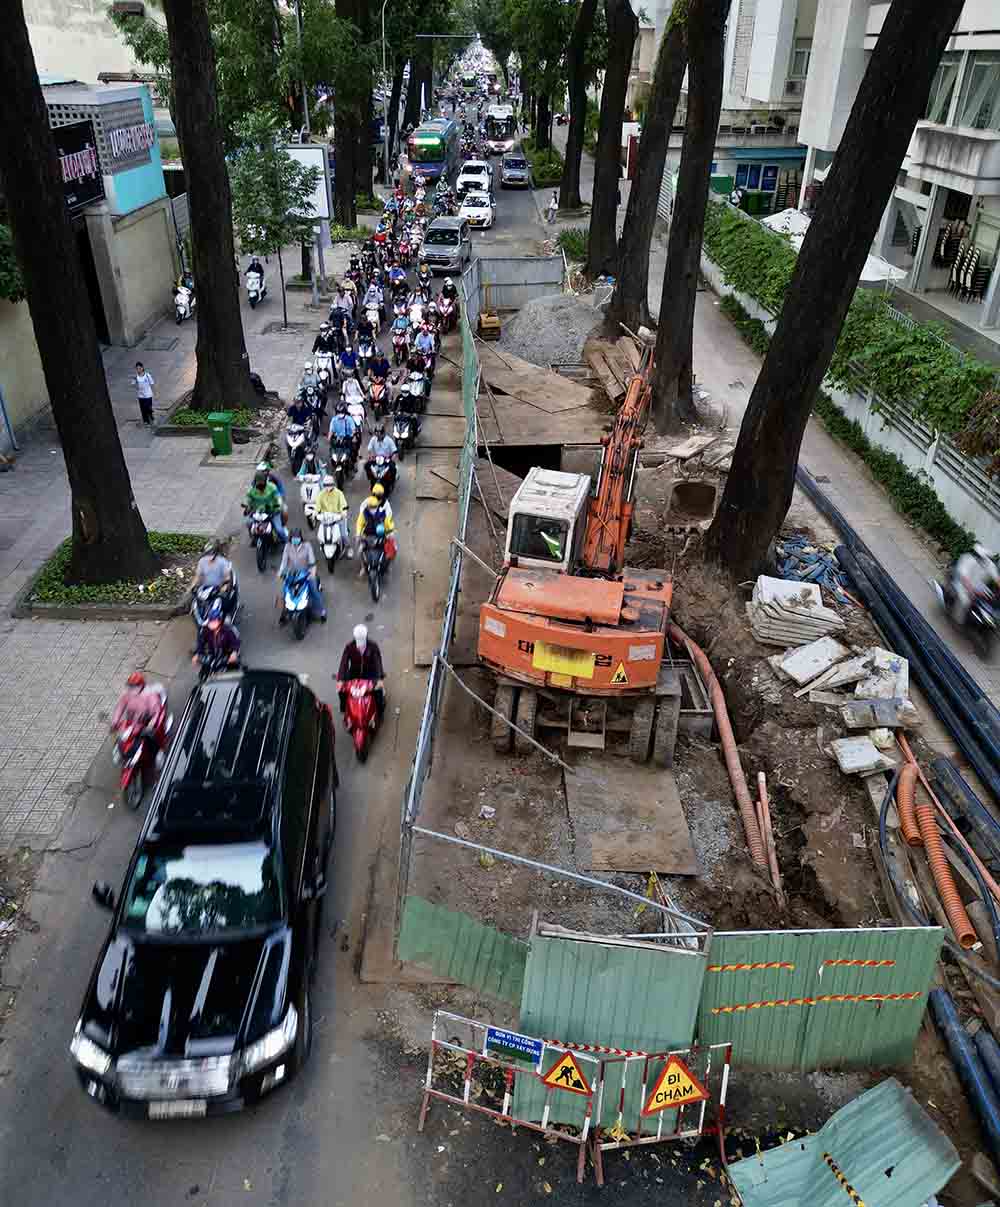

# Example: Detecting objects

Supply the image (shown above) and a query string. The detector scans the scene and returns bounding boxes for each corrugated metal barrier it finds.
[398,897,527,1004]
[696,927,943,1071]
[476,255,564,310]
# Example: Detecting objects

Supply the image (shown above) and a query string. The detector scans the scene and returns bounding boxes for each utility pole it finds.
[381,0,391,186]
[294,0,324,306]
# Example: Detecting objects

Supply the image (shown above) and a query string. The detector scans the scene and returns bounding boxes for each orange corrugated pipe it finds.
[896,763,923,848]
[914,795,978,949]
[668,622,768,869]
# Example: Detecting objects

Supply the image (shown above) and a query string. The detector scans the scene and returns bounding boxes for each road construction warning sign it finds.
[541,1051,592,1096]
[610,662,629,685]
[641,1056,709,1115]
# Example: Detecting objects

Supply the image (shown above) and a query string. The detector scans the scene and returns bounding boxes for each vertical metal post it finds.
[381,0,392,186]
[0,384,19,453]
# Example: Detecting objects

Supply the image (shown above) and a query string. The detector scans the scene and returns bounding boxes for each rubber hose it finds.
[667,622,767,869]
[836,545,1000,805]
[929,988,1000,1172]
[932,757,1000,866]
[896,763,923,848]
[915,796,977,948]
[945,833,1000,960]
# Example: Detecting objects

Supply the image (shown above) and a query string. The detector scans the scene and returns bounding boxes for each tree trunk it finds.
[278,246,288,329]
[534,92,551,151]
[651,0,727,433]
[559,0,599,210]
[0,1,158,583]
[387,57,405,173]
[301,241,312,281]
[585,0,637,278]
[704,0,966,578]
[162,0,255,411]
[608,3,687,331]
[403,57,421,130]
[334,108,359,226]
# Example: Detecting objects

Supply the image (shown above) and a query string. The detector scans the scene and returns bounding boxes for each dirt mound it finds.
[498,293,604,368]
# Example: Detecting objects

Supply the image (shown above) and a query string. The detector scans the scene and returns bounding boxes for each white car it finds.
[459,192,495,229]
[457,159,492,196]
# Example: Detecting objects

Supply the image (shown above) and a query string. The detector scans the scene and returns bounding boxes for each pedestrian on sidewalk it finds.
[133,362,157,426]
[547,192,558,225]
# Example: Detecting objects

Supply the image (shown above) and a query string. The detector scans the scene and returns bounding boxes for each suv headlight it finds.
[70,1021,112,1076]
[241,1005,298,1074]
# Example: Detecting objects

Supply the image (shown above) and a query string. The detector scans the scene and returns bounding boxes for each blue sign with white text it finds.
[485,1027,543,1064]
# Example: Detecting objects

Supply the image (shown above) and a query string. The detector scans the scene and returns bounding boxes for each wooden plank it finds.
[617,337,641,372]
[603,345,632,390]
[663,433,719,461]
[482,367,596,413]
[587,349,626,401]
[564,753,699,875]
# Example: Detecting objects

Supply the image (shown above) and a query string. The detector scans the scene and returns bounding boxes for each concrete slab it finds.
[830,736,882,775]
[778,637,851,686]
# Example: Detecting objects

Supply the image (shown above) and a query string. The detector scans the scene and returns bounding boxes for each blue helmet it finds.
[376,523,386,537]
[207,599,224,623]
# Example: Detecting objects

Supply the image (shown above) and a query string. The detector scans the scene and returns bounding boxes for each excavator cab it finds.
[504,468,591,574]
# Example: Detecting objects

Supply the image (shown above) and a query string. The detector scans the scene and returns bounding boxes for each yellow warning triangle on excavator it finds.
[611,662,629,685]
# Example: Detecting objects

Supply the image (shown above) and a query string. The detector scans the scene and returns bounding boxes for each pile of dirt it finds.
[498,293,604,368]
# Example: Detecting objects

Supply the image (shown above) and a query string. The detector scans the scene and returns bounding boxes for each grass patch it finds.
[717,292,976,561]
[329,223,373,242]
[30,532,210,606]
[521,136,564,188]
[556,227,588,261]
[168,406,258,427]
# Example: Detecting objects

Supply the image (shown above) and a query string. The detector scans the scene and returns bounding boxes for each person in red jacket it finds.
[336,624,385,719]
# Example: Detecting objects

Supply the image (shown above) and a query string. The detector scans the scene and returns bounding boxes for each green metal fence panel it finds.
[398,896,527,1005]
[696,928,942,1071]
[514,935,708,1127]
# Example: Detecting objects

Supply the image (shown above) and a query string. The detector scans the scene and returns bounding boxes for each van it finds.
[422,216,473,273]
[500,153,530,188]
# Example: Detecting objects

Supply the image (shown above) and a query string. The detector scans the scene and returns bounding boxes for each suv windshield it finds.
[505,158,527,170]
[122,842,283,936]
[510,513,568,563]
[425,228,460,246]
[464,194,490,208]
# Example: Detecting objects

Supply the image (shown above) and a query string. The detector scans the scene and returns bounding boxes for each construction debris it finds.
[830,736,895,776]
[840,698,920,730]
[856,647,909,699]
[774,636,850,686]
[775,532,850,593]
[747,575,847,647]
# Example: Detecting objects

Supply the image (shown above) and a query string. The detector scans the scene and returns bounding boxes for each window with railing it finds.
[789,37,811,80]
[957,52,1000,132]
[924,51,961,124]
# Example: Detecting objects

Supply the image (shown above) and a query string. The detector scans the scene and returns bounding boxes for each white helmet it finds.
[445,277,453,286]
[304,361,313,371]
[322,474,335,488]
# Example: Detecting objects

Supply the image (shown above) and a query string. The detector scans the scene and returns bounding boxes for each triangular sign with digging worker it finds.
[641,1055,709,1115]
[541,1051,592,1096]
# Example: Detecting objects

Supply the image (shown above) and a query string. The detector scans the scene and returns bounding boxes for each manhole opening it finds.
[485,443,562,478]
[667,479,717,521]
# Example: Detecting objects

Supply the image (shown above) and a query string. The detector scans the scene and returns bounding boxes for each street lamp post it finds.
[381,0,391,187]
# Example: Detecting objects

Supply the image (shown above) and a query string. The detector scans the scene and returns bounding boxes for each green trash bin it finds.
[207,410,234,456]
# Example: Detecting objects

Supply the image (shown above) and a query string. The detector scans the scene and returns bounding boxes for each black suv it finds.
[70,670,338,1119]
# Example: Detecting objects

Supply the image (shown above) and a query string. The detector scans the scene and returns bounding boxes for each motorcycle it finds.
[438,294,456,333]
[392,326,409,366]
[285,422,310,475]
[246,269,267,309]
[362,532,388,604]
[191,576,240,632]
[366,454,397,497]
[314,348,336,382]
[358,335,377,377]
[329,442,354,490]
[247,508,279,573]
[369,375,393,419]
[111,686,171,810]
[281,568,317,642]
[404,368,428,412]
[197,647,240,682]
[317,509,347,574]
[173,282,196,324]
[343,678,381,762]
[392,409,421,461]
[932,579,998,660]
[299,469,324,529]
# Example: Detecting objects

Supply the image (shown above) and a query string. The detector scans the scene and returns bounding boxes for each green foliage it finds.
[954,390,1000,476]
[522,138,564,187]
[702,200,998,438]
[169,406,258,427]
[229,112,321,258]
[583,96,600,155]
[556,227,589,260]
[0,222,25,304]
[717,292,976,560]
[503,0,575,104]
[355,193,382,212]
[30,533,209,606]
[329,223,374,242]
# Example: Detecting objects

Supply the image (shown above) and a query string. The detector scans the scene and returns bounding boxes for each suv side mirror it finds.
[92,881,116,911]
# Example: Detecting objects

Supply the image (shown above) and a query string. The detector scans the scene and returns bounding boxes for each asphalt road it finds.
[0,157,545,1207]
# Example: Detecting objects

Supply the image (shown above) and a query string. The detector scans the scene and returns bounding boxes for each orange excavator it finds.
[478,345,681,763]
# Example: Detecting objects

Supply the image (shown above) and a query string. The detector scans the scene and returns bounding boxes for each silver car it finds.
[500,154,530,188]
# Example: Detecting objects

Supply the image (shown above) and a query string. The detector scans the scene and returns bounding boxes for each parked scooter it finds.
[343,678,381,762]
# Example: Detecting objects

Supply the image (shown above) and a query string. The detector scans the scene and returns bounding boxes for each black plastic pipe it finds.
[932,758,1000,866]
[930,988,1000,1170]
[975,1028,1000,1100]
[836,545,1000,804]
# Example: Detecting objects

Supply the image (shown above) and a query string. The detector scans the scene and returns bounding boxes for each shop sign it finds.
[54,120,105,214]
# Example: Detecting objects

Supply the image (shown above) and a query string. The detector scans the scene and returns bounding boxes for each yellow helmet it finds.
[366,495,379,508]
[372,483,385,498]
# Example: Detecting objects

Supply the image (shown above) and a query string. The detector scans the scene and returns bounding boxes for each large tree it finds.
[162,0,256,411]
[650,0,727,431]
[704,0,966,577]
[0,1,158,583]
[584,0,637,278]
[608,0,687,331]
[559,0,599,210]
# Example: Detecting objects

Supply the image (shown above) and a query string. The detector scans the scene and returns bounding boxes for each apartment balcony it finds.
[668,123,802,151]
[908,121,1000,197]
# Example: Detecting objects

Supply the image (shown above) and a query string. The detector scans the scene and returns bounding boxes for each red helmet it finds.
[127,671,146,688]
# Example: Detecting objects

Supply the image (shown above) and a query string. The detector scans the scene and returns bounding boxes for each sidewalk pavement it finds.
[0,241,353,844]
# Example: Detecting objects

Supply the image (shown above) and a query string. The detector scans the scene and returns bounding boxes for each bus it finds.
[461,73,477,92]
[405,118,461,186]
[484,104,517,154]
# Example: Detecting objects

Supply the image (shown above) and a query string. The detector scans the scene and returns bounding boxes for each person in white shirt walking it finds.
[134,362,157,426]
[547,192,558,225]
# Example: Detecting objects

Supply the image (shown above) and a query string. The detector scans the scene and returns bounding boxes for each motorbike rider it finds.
[245,468,288,543]
[191,599,241,671]
[339,341,362,385]
[300,360,319,393]
[370,346,392,388]
[277,527,327,622]
[414,323,436,374]
[362,280,384,321]
[111,671,166,737]
[336,623,385,720]
[441,276,459,305]
[254,458,285,500]
[315,474,353,558]
[287,393,316,440]
[296,447,326,481]
[355,491,395,567]
[246,256,265,296]
[388,260,407,291]
[950,544,1000,626]
[313,320,339,359]
[417,261,432,295]
[189,539,237,618]
[329,401,358,455]
[365,424,398,493]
